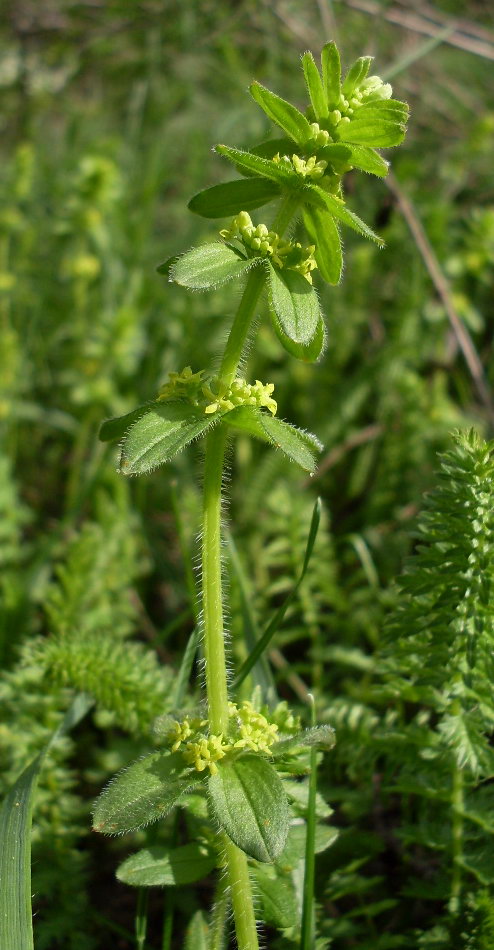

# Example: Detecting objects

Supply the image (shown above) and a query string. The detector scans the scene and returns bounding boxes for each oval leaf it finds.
[223,407,322,473]
[116,843,216,887]
[249,82,312,144]
[271,309,326,363]
[188,178,281,218]
[120,403,214,475]
[171,243,254,290]
[92,751,198,835]
[268,264,321,344]
[339,119,406,148]
[303,205,342,285]
[208,754,289,863]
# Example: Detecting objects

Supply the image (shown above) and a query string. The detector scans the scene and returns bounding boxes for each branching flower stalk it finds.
[94,44,408,949]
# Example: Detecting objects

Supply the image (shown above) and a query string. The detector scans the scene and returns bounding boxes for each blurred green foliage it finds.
[1,1,494,947]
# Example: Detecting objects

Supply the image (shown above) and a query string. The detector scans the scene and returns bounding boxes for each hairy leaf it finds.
[321,42,341,108]
[303,205,342,284]
[268,264,321,344]
[92,751,199,834]
[215,144,298,188]
[171,243,254,289]
[116,843,216,887]
[188,178,281,218]
[99,404,154,443]
[249,81,313,144]
[306,184,384,245]
[208,754,290,862]
[302,51,327,119]
[271,309,326,362]
[223,407,322,473]
[120,403,214,475]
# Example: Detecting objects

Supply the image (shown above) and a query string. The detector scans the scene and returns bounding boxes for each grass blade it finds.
[300,695,317,950]
[170,626,200,709]
[0,694,92,950]
[232,498,321,689]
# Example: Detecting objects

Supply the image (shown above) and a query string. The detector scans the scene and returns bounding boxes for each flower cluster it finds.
[220,211,317,282]
[202,377,277,415]
[157,366,277,417]
[163,700,294,775]
[157,365,205,405]
[273,152,328,181]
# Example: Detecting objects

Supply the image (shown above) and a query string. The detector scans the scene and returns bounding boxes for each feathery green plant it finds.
[93,44,408,948]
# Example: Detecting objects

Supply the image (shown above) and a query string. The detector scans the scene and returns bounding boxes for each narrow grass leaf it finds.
[227,531,276,699]
[116,843,216,887]
[208,755,289,862]
[188,178,281,218]
[300,697,318,950]
[171,243,254,290]
[303,205,342,284]
[302,52,327,119]
[92,751,199,834]
[233,499,321,689]
[268,264,321,344]
[0,695,92,950]
[249,82,312,144]
[120,403,214,475]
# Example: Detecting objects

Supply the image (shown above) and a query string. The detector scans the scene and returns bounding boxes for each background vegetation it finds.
[1,1,494,947]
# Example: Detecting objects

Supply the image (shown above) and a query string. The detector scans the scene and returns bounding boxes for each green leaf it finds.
[318,142,353,173]
[321,42,341,108]
[339,118,407,148]
[306,184,384,246]
[215,144,298,188]
[346,144,389,177]
[271,309,326,363]
[303,205,342,284]
[342,56,373,96]
[120,403,214,476]
[92,751,199,834]
[208,754,290,862]
[252,865,299,929]
[302,51,327,119]
[99,403,154,443]
[268,264,321,344]
[0,695,92,950]
[249,81,312,144]
[116,843,216,887]
[188,178,281,218]
[223,407,322,473]
[171,243,254,290]
[184,911,209,950]
[272,725,336,757]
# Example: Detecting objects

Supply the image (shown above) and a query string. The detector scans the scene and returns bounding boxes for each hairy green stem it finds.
[202,425,229,734]
[202,193,299,949]
[225,838,259,950]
